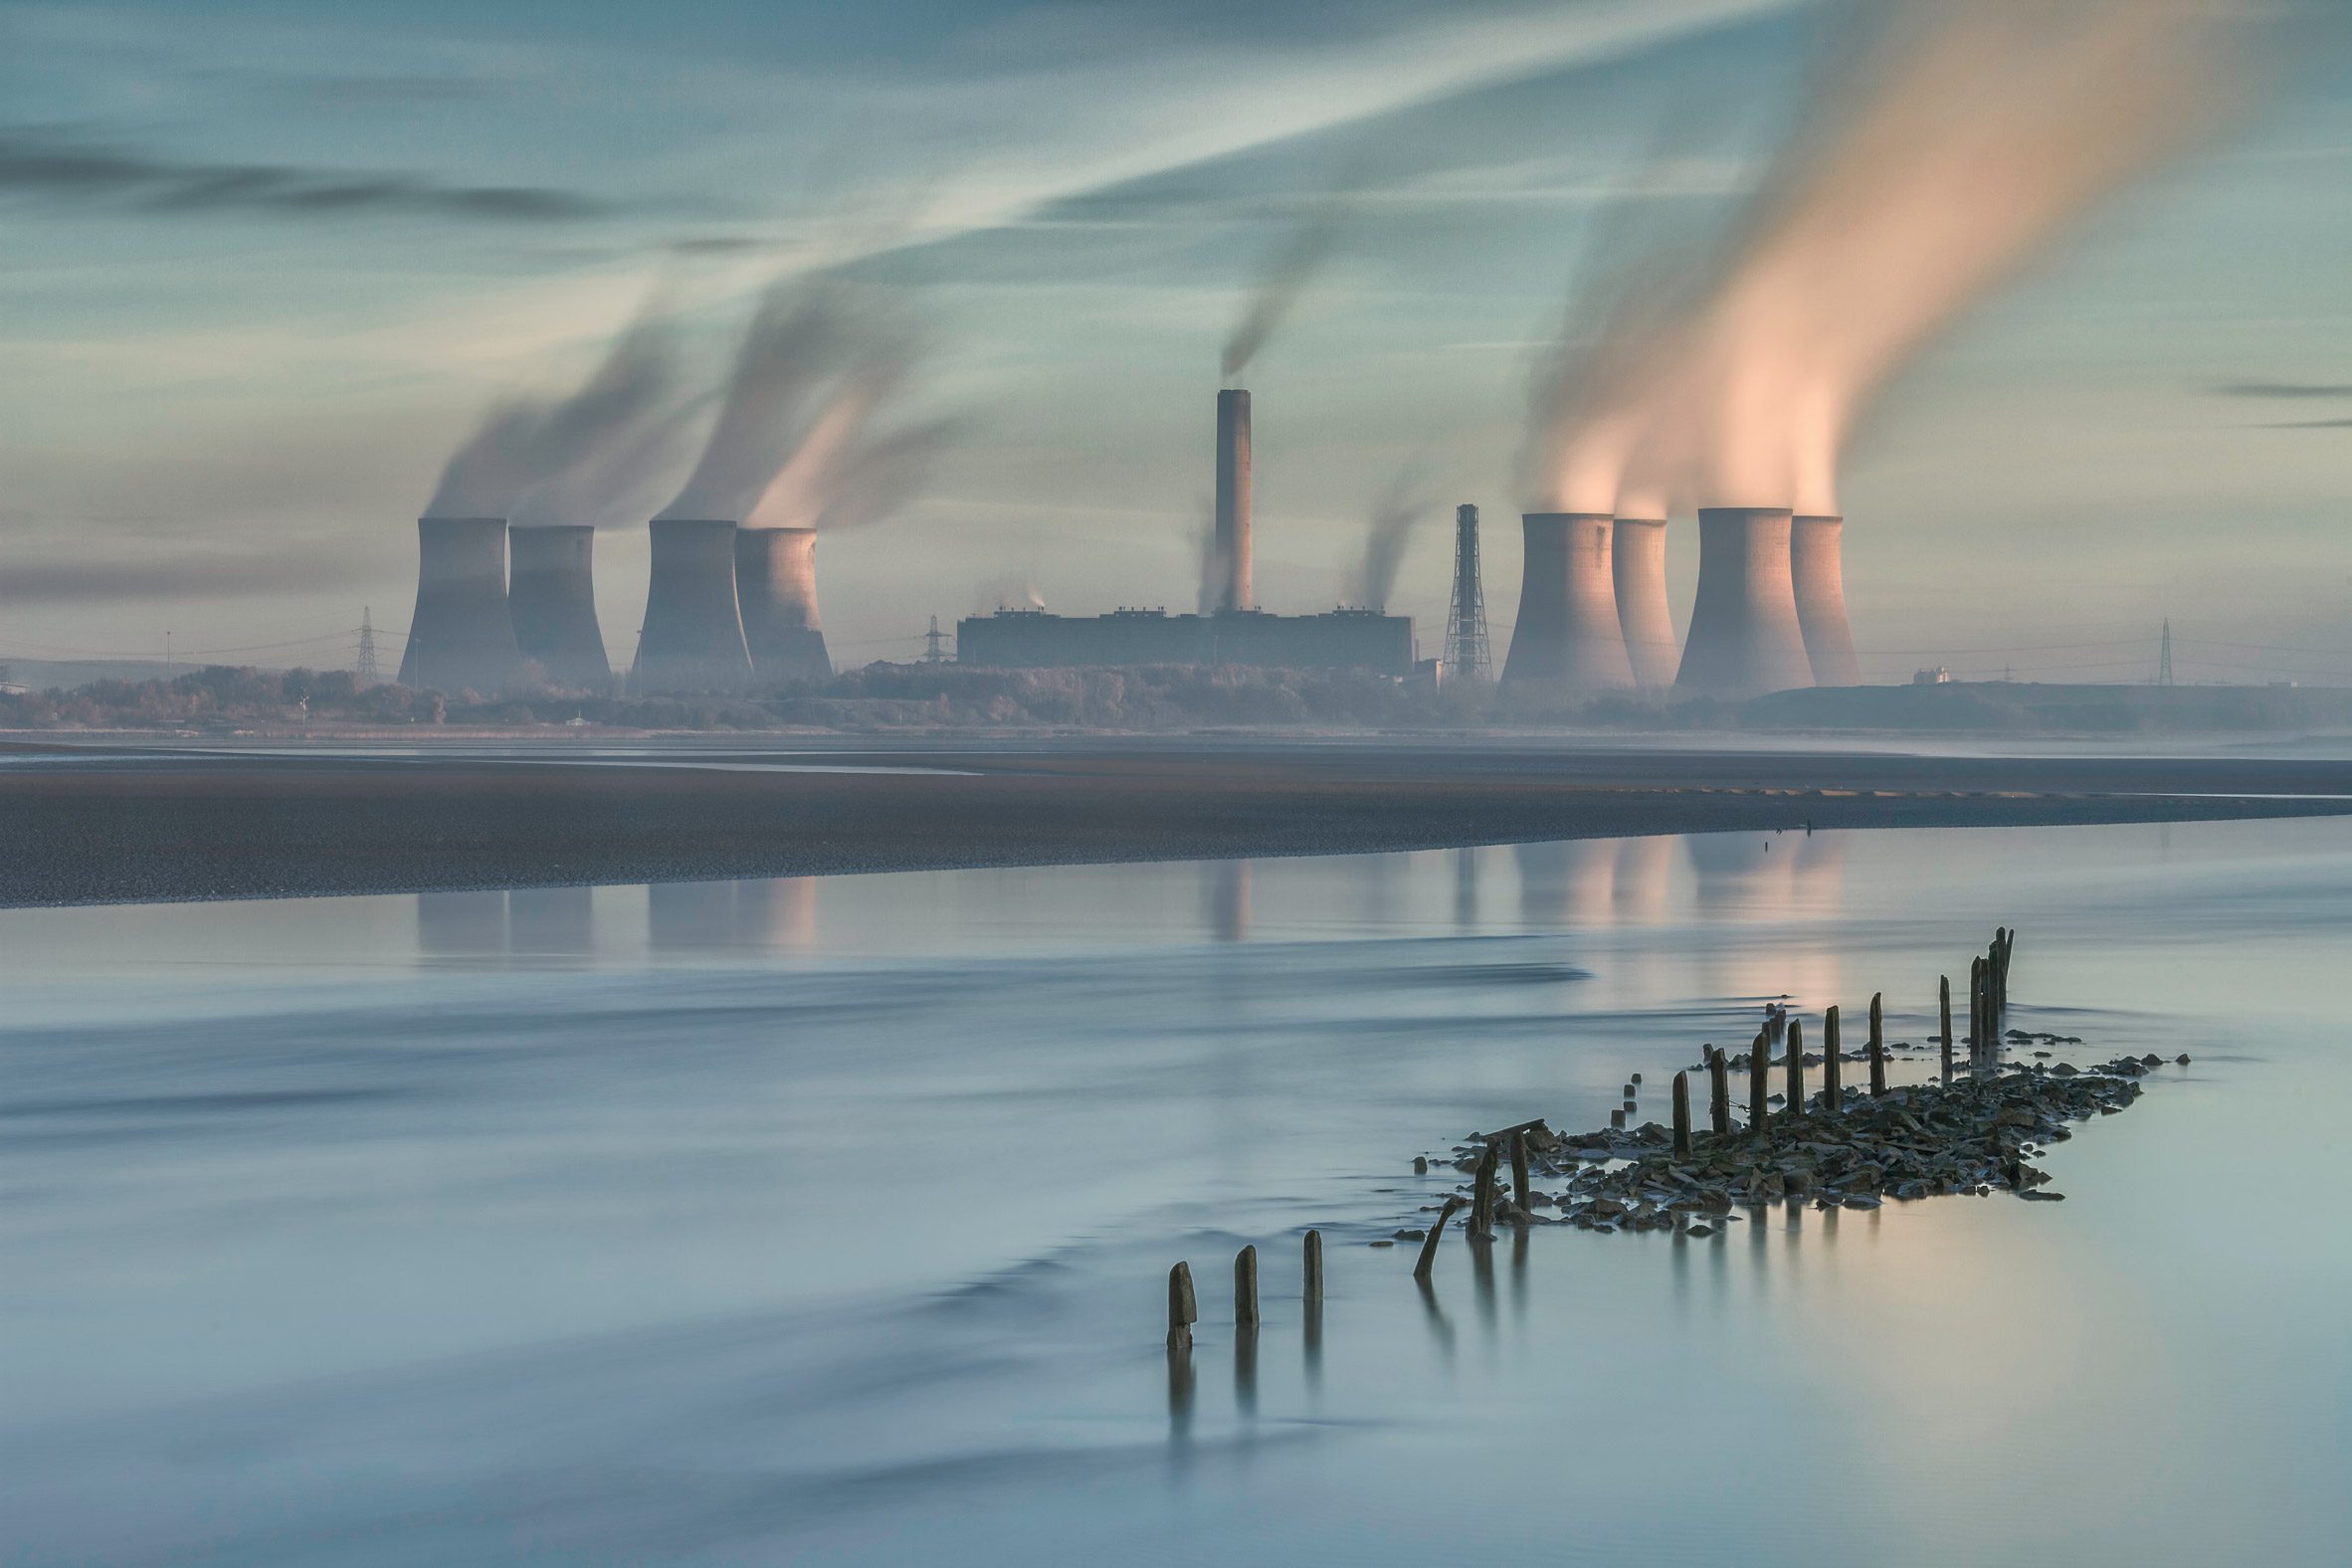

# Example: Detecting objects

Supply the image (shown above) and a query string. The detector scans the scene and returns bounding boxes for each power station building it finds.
[956,390,1414,677]
[957,606,1413,675]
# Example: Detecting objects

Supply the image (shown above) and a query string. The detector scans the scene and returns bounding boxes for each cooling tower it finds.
[1612,516,1676,687]
[1674,507,1814,698]
[506,525,611,689]
[1214,389,1253,612]
[633,518,753,692]
[735,526,832,683]
[397,516,522,693]
[1790,513,1862,686]
[1500,512,1635,693]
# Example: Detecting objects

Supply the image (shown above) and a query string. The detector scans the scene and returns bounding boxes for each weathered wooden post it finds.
[1413,1196,1465,1280]
[1939,974,1954,1084]
[1235,1245,1260,1332]
[1671,1071,1692,1159]
[1867,993,1887,1097]
[1168,1262,1198,1351]
[1508,1130,1531,1215]
[1470,1144,1498,1241]
[1969,956,1985,1065]
[1750,1031,1770,1136]
[1708,1047,1732,1137]
[1303,1230,1323,1306]
[1823,1006,1844,1113]
[1785,1018,1805,1116]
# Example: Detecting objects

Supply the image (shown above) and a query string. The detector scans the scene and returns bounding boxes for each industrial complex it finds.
[392,380,1867,703]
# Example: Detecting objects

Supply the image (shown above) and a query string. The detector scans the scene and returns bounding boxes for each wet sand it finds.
[3,739,2348,906]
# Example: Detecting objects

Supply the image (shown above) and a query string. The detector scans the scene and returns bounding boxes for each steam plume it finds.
[1529,0,2257,516]
[426,305,682,517]
[662,277,942,532]
[1351,472,1431,611]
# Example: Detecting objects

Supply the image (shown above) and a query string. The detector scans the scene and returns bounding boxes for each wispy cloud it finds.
[0,547,369,603]
[0,128,607,222]
[2214,380,2352,398]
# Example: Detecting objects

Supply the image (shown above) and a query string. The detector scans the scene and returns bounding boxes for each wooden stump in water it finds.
[1785,1019,1806,1118]
[1868,992,1887,1097]
[1303,1230,1323,1306]
[1470,1145,1498,1241]
[1413,1196,1465,1281]
[1234,1245,1260,1332]
[1823,1006,1844,1113]
[1708,1047,1732,1138]
[1940,975,1954,1085]
[1508,1130,1530,1214]
[1168,1262,1198,1351]
[1671,1071,1692,1159]
[1750,1031,1770,1136]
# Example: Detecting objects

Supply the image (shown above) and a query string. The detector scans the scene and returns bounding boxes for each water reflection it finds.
[1206,860,1252,943]
[416,889,505,956]
[649,881,735,951]
[734,877,818,953]
[506,885,592,955]
[1515,839,1617,927]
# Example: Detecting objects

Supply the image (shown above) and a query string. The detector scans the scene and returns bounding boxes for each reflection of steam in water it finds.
[1453,846,1481,929]
[1514,839,1617,928]
[648,881,736,951]
[416,890,506,957]
[1683,830,1849,1018]
[506,885,593,955]
[1206,860,1252,943]
[1612,836,1675,924]
[733,877,818,953]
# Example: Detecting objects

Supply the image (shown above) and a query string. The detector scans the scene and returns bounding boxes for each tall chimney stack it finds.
[1501,512,1635,694]
[1215,389,1253,612]
[736,526,832,683]
[507,524,611,689]
[397,516,522,693]
[633,518,753,692]
[1790,513,1862,686]
[1674,506,1814,698]
[1611,516,1676,686]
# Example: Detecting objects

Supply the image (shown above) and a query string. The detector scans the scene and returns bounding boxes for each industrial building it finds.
[507,524,612,688]
[736,525,833,682]
[958,606,1413,675]
[1673,506,1817,698]
[399,516,523,693]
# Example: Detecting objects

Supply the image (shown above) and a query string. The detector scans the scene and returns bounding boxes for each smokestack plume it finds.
[427,306,682,521]
[1501,512,1634,694]
[1790,513,1862,686]
[397,516,522,693]
[507,525,611,689]
[736,526,831,683]
[1611,517,1676,686]
[633,518,752,692]
[1214,390,1252,612]
[1674,507,1812,699]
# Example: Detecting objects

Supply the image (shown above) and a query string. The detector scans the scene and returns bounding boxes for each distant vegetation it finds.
[0,662,2344,736]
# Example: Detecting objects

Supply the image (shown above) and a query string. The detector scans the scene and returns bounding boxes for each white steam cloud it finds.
[1528,0,2259,517]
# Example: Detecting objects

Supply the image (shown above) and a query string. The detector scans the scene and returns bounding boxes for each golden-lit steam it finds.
[1530,0,2254,517]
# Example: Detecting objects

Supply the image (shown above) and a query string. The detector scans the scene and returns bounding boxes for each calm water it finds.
[3,820,2348,1565]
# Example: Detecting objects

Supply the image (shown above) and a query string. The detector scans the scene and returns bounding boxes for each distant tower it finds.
[1444,503,1491,681]
[920,616,950,664]
[356,607,379,685]
[2158,619,2174,686]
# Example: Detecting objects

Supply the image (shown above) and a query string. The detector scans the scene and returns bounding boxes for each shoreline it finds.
[4,742,2349,908]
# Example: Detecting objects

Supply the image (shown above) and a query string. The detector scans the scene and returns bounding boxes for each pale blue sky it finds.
[1,0,2347,683]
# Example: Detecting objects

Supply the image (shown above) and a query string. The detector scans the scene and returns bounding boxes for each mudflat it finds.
[3,739,2348,906]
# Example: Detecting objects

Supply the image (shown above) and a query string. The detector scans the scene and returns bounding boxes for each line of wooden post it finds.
[1469,1144,1498,1241]
[1509,1130,1531,1214]
[1939,974,1954,1083]
[1784,1018,1805,1117]
[1708,1047,1731,1138]
[1671,1071,1691,1158]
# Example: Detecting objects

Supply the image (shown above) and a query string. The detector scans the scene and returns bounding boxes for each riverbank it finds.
[3,740,2349,906]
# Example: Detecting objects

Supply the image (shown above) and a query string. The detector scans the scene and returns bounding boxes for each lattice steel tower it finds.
[1443,503,1491,680]
[356,607,379,685]
[2158,619,2174,686]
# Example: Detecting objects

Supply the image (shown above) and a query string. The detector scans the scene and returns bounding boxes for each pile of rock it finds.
[1438,1055,2179,1236]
